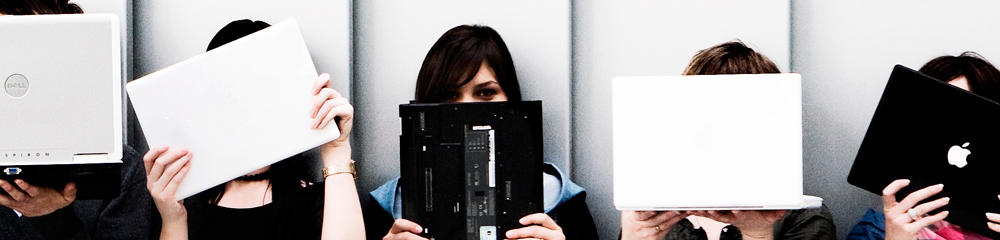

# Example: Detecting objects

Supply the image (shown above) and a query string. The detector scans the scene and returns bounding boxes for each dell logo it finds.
[5,74,29,98]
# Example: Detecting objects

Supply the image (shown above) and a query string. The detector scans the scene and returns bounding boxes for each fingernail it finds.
[987,213,1000,218]
[934,183,944,189]
[942,197,950,203]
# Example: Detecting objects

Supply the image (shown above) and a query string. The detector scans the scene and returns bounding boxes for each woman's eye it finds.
[446,92,460,101]
[477,89,497,98]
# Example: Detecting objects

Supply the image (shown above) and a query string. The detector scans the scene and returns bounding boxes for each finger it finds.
[313,97,348,129]
[519,213,561,231]
[389,219,423,235]
[143,145,169,175]
[988,212,1000,223]
[154,152,192,193]
[13,180,39,197]
[631,211,658,221]
[906,211,948,233]
[0,190,14,207]
[162,159,191,200]
[384,232,426,240]
[310,88,335,118]
[323,104,354,137]
[63,182,77,202]
[148,148,188,184]
[912,197,949,217]
[989,222,1000,233]
[881,179,910,214]
[506,225,561,240]
[311,73,332,95]
[639,211,684,228]
[0,180,27,201]
[897,184,944,213]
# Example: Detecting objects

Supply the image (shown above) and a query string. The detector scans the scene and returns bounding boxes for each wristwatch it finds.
[323,160,356,180]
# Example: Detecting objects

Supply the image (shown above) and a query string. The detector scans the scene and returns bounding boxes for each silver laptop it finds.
[127,19,339,200]
[0,14,123,199]
[612,74,821,210]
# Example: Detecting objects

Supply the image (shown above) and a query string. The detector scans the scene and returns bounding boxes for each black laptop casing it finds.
[0,162,120,199]
[849,65,1000,238]
[400,101,544,240]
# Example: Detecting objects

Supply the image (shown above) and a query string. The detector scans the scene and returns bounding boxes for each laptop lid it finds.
[126,19,339,200]
[613,74,805,210]
[400,101,544,240]
[0,14,122,164]
[849,65,1000,239]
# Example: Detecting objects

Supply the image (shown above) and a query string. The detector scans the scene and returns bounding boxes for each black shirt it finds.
[187,183,324,240]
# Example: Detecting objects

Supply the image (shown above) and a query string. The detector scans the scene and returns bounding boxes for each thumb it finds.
[63,182,77,201]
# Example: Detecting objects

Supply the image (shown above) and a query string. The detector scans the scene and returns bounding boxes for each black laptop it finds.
[849,65,1000,238]
[400,101,544,240]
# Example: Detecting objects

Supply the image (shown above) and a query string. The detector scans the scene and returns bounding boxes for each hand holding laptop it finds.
[310,73,353,165]
[0,180,76,217]
[620,211,690,240]
[881,179,949,240]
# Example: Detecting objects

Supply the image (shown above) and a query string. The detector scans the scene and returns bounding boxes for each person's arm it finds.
[310,73,365,240]
[144,145,193,240]
[550,193,600,240]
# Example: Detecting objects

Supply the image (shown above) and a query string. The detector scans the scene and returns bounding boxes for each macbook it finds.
[127,19,339,200]
[849,65,1000,239]
[613,74,821,210]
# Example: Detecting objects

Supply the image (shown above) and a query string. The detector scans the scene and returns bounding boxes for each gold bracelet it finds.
[323,160,356,180]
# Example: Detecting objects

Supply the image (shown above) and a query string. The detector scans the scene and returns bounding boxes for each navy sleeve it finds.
[549,192,600,240]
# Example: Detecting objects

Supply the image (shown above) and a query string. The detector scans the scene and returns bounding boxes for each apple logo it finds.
[947,142,971,168]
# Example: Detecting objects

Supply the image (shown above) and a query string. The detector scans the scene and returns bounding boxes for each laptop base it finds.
[0,162,121,200]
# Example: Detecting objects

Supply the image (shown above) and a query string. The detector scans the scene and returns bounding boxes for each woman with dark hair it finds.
[364,25,599,240]
[867,52,1000,240]
[144,19,364,240]
[621,41,836,240]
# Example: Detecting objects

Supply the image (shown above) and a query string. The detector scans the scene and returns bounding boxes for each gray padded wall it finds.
[572,1,790,238]
[792,1,1000,238]
[353,1,572,208]
[132,1,351,92]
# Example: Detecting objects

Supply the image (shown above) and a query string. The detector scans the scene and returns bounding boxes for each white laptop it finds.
[612,74,821,210]
[0,14,123,199]
[126,19,339,200]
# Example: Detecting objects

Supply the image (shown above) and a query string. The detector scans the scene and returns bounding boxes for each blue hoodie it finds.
[369,162,585,219]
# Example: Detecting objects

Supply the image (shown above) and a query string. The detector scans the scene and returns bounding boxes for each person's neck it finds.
[217,179,273,208]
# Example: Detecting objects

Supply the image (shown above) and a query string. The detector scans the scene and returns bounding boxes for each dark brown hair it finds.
[919,51,1000,102]
[414,25,521,103]
[683,41,780,75]
[0,0,82,15]
[206,19,270,51]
